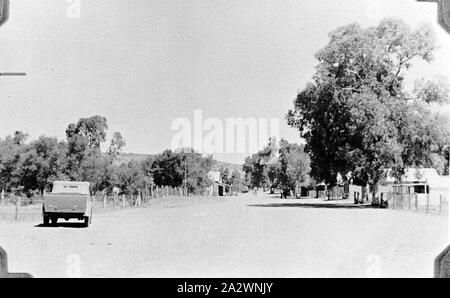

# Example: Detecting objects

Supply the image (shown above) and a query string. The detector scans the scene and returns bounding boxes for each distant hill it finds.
[114,152,153,165]
[114,152,242,173]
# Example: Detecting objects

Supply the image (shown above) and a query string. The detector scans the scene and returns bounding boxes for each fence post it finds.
[1,189,4,206]
[426,193,430,214]
[400,187,404,210]
[103,193,107,209]
[15,196,19,221]
[122,194,125,208]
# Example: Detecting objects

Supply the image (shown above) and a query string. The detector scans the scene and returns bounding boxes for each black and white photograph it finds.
[0,0,450,282]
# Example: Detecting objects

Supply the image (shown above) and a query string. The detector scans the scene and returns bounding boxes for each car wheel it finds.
[43,215,49,226]
[84,216,89,228]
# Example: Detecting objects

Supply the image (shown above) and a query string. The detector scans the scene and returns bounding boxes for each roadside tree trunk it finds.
[326,184,332,201]
[370,181,380,206]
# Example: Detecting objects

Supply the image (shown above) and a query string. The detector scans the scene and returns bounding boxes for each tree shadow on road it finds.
[34,222,87,229]
[247,202,378,209]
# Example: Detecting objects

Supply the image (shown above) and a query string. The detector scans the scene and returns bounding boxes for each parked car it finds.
[42,181,93,227]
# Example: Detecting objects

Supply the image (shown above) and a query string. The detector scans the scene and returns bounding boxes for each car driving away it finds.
[42,181,93,227]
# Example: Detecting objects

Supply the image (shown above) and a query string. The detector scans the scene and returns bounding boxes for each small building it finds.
[207,171,232,196]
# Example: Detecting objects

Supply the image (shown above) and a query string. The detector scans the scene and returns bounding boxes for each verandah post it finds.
[408,188,411,210]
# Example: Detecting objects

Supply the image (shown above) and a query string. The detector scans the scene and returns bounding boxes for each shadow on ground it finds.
[34,222,87,229]
[247,202,378,209]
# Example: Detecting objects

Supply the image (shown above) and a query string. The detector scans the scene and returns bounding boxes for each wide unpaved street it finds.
[0,195,447,277]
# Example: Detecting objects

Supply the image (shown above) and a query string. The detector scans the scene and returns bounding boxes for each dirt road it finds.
[0,195,447,277]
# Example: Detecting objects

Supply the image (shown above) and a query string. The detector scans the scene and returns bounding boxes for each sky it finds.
[0,0,449,164]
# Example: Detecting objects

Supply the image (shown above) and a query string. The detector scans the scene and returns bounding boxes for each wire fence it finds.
[0,186,188,222]
[379,192,448,215]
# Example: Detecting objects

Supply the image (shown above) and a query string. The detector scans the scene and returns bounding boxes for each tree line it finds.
[0,116,225,196]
